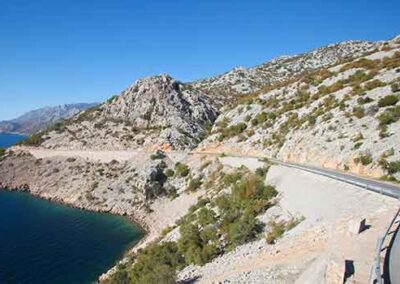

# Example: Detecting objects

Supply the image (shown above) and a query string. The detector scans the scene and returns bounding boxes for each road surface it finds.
[191,151,400,283]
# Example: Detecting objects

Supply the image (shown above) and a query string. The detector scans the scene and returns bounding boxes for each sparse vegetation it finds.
[378,95,399,107]
[175,163,190,177]
[354,151,373,166]
[151,150,166,160]
[352,106,365,118]
[187,177,202,192]
[16,132,45,146]
[266,218,302,244]
[165,169,175,177]
[218,122,247,141]
[377,106,400,126]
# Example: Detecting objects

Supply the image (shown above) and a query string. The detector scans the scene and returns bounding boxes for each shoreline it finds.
[0,185,149,282]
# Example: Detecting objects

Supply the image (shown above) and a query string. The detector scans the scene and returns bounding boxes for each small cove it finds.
[0,133,143,283]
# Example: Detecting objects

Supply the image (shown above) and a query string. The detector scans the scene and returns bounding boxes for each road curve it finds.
[191,151,400,198]
[191,151,400,283]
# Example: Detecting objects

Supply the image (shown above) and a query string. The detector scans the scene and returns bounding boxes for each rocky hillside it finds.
[190,40,380,106]
[34,75,219,150]
[198,36,400,181]
[1,34,400,284]
[0,103,97,135]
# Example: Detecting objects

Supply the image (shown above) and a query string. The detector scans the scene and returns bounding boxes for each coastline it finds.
[0,185,149,282]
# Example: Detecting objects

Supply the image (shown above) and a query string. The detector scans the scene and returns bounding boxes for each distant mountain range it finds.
[0,103,98,135]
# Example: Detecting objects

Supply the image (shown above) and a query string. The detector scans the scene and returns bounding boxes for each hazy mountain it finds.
[0,103,98,135]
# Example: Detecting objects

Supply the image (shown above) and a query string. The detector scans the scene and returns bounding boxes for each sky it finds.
[0,0,399,120]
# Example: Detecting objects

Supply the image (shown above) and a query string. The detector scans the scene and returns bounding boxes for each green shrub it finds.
[354,152,373,166]
[357,96,373,105]
[177,223,218,265]
[307,115,317,126]
[223,171,242,186]
[219,123,248,141]
[377,106,400,126]
[352,106,365,118]
[378,95,399,107]
[392,82,400,93]
[124,242,185,284]
[175,163,190,177]
[340,58,377,72]
[226,213,260,248]
[251,112,269,126]
[151,150,166,160]
[187,177,202,192]
[266,218,302,244]
[380,159,400,174]
[165,169,175,177]
[197,207,216,227]
[364,79,386,91]
[353,142,363,149]
[0,148,5,157]
[255,166,270,178]
[16,132,44,146]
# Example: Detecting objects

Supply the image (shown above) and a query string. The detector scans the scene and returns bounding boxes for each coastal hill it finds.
[0,103,97,135]
[0,34,399,283]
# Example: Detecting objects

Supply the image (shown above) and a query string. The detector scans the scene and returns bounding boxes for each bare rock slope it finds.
[199,36,400,181]
[190,39,379,105]
[41,74,219,150]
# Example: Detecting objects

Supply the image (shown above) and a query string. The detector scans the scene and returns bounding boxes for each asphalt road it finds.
[191,151,400,283]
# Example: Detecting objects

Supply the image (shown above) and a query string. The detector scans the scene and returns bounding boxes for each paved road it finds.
[191,151,400,283]
[191,151,400,198]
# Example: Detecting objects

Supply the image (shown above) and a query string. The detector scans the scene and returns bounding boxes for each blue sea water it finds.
[0,133,26,148]
[0,133,143,283]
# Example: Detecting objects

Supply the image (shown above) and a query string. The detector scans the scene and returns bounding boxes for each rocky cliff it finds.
[38,75,219,150]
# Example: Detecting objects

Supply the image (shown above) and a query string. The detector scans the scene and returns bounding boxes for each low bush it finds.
[175,163,190,177]
[354,152,373,166]
[218,123,248,141]
[165,169,175,177]
[364,79,386,91]
[378,95,399,107]
[379,159,400,174]
[16,132,44,146]
[0,148,5,157]
[377,106,400,126]
[187,177,202,192]
[352,106,365,118]
[124,242,185,284]
[151,150,166,160]
[265,218,302,244]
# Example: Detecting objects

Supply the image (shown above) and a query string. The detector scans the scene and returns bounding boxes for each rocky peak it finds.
[40,74,219,150]
[125,74,181,98]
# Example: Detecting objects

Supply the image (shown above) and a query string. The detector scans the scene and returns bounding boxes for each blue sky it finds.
[0,0,399,120]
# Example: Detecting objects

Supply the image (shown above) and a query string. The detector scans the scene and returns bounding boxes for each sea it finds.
[0,132,142,283]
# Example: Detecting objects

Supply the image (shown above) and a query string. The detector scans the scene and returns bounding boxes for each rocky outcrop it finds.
[40,75,219,150]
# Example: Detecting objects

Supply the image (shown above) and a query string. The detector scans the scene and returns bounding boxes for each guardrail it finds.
[193,152,400,282]
[370,207,400,284]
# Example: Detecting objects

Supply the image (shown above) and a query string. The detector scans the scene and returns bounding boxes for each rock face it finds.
[41,75,219,150]
[0,103,97,135]
[199,35,400,180]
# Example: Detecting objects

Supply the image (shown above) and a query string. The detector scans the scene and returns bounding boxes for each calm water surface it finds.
[0,133,143,283]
